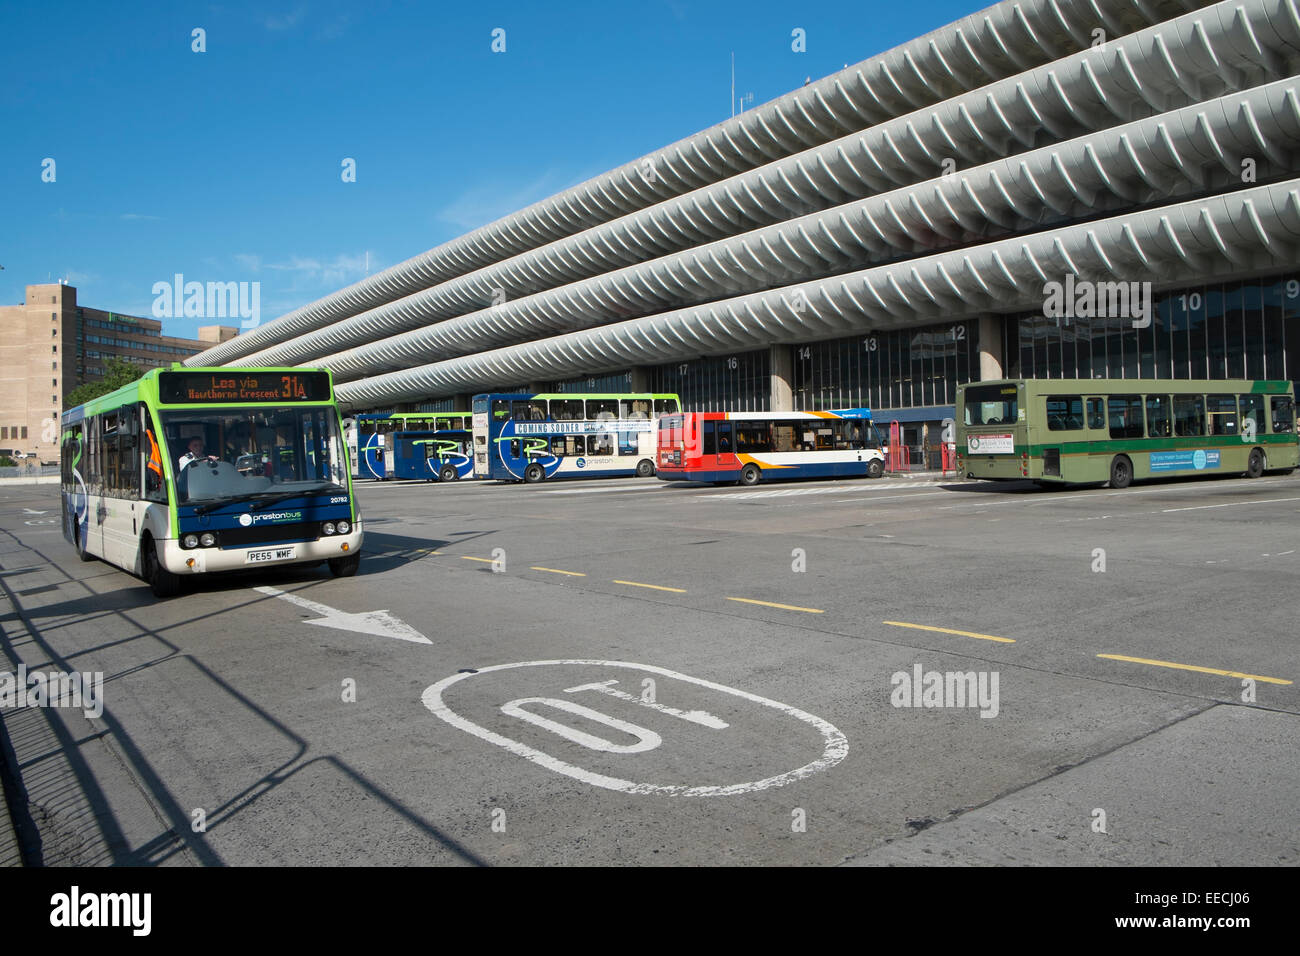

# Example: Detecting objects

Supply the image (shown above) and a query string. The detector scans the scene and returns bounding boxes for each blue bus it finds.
[349,411,471,479]
[472,392,680,483]
[391,429,473,481]
[61,367,362,598]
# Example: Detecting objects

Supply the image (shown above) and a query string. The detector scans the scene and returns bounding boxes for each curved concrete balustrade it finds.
[333,179,1300,408]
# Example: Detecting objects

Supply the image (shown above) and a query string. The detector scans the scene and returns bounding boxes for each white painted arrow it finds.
[23,508,47,515]
[254,585,431,644]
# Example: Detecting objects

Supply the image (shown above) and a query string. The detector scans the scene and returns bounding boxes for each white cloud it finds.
[262,6,307,31]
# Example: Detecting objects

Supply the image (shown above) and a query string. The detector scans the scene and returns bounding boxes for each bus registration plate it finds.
[246,547,296,564]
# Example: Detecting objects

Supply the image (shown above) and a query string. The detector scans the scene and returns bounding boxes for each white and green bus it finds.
[956,378,1299,487]
[61,367,363,597]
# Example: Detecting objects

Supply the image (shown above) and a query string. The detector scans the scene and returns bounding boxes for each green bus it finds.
[61,367,363,597]
[956,378,1298,487]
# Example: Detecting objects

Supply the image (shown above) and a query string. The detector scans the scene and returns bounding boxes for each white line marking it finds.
[539,484,665,495]
[423,660,847,797]
[565,679,729,729]
[835,491,953,504]
[1160,496,1300,513]
[255,585,431,644]
[708,481,935,500]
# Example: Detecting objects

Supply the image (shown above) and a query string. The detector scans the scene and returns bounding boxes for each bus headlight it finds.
[322,521,337,535]
[182,534,199,549]
[200,533,216,548]
[336,520,351,535]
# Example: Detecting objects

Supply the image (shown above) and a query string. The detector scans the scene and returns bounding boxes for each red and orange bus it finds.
[657,410,885,485]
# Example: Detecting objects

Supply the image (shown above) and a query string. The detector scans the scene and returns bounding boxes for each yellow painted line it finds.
[461,556,496,564]
[727,597,824,614]
[613,579,686,593]
[1098,654,1291,685]
[883,621,1016,644]
[531,566,586,577]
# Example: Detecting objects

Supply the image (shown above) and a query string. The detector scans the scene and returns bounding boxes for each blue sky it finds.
[1,0,978,339]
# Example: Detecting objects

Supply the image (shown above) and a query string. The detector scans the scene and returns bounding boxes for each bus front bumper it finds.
[158,523,365,575]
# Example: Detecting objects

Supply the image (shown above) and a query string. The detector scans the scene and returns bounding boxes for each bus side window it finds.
[702,421,716,455]
[1174,395,1205,436]
[1145,395,1171,438]
[1086,398,1105,430]
[1239,394,1265,437]
[1272,396,1294,433]
[1047,396,1083,431]
[1108,396,1143,439]
[1207,394,1238,436]
[551,436,566,457]
[509,439,521,457]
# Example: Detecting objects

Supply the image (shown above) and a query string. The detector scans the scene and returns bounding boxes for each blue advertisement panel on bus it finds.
[350,411,471,479]
[391,430,473,481]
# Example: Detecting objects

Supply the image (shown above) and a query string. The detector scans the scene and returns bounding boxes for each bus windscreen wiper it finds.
[194,493,263,515]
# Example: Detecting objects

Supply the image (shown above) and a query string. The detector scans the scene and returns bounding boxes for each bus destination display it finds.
[159,371,331,404]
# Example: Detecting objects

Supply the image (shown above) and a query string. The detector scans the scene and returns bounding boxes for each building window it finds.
[52,345,57,353]
[2,427,7,440]
[21,427,27,439]
[649,350,771,412]
[52,328,57,337]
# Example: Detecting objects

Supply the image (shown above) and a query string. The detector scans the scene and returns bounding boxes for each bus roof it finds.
[472,392,680,402]
[959,378,1294,395]
[677,410,873,421]
[354,410,470,420]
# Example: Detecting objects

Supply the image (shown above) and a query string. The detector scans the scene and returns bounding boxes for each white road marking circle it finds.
[423,659,848,797]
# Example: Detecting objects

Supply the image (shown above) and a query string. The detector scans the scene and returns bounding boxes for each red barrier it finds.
[886,420,909,473]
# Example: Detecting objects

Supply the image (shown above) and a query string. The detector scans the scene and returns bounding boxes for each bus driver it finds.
[177,436,218,474]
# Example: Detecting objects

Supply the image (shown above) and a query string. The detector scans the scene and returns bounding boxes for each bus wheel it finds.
[1109,456,1133,489]
[440,465,459,482]
[329,553,361,577]
[866,459,884,479]
[1246,448,1265,478]
[636,459,655,477]
[144,539,180,599]
[739,464,761,486]
[524,463,545,483]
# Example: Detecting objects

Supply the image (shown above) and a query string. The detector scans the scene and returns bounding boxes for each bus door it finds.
[715,420,738,471]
